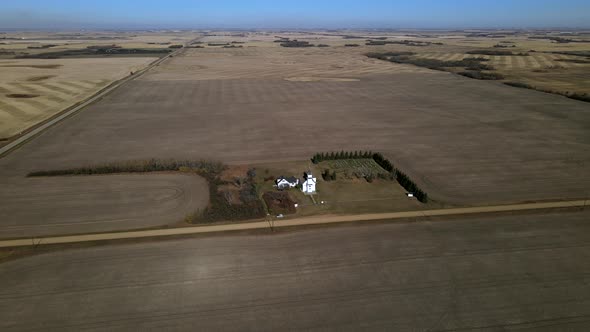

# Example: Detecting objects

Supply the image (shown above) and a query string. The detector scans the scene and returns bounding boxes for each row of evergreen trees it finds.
[311,151,429,203]
[396,170,428,203]
[372,153,394,173]
[311,151,374,163]
[27,159,225,177]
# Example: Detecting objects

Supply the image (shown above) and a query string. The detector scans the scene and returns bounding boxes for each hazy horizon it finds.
[1,0,589,30]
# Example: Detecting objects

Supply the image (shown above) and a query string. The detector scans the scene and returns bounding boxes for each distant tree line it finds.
[27,44,58,49]
[365,40,443,47]
[311,151,428,203]
[503,82,590,103]
[366,52,495,72]
[342,35,366,39]
[567,93,590,102]
[27,159,224,177]
[466,33,513,38]
[458,71,504,80]
[550,51,590,58]
[17,47,171,59]
[279,40,315,48]
[504,82,533,89]
[528,36,586,44]
[86,44,122,50]
[493,44,516,48]
[556,58,590,64]
[466,50,529,56]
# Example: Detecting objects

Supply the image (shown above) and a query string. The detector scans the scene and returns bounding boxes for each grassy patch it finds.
[251,160,425,216]
[312,151,428,203]
[263,191,297,215]
[326,159,391,179]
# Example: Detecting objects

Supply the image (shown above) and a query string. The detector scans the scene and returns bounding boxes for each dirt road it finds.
[2,210,590,331]
[1,199,586,248]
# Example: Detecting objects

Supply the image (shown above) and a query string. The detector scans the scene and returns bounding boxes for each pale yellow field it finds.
[0,57,157,138]
[0,31,201,139]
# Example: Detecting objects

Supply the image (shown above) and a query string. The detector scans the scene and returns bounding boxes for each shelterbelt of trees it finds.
[312,151,429,203]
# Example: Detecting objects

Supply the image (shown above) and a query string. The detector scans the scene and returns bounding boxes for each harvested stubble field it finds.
[0,30,200,140]
[1,32,589,238]
[414,51,590,93]
[3,210,590,331]
[0,57,157,138]
[0,173,209,239]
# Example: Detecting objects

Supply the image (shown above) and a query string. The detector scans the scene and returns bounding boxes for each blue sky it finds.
[1,0,589,29]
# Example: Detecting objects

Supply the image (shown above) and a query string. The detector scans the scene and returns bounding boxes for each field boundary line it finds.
[0,200,586,248]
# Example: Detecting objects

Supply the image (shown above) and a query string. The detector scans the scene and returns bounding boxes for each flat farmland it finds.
[414,52,590,93]
[0,57,157,139]
[1,42,589,237]
[0,174,209,239]
[2,210,590,331]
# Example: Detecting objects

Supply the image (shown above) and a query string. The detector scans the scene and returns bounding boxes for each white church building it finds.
[302,172,317,194]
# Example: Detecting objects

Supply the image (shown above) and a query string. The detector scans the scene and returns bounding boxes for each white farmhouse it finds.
[276,176,299,190]
[302,172,317,194]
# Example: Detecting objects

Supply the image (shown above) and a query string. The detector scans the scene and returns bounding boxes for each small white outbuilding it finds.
[302,172,317,194]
